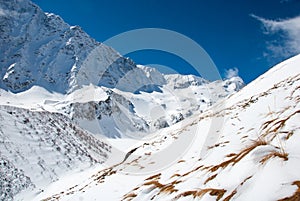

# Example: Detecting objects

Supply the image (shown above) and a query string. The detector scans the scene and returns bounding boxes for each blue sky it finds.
[32,0,300,83]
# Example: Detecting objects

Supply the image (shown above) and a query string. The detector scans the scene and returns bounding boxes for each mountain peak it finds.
[0,0,124,93]
[0,0,244,95]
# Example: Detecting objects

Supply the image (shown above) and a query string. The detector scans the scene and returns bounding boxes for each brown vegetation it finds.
[182,165,203,177]
[260,150,288,164]
[143,179,180,195]
[204,174,217,184]
[278,181,300,201]
[144,173,161,181]
[123,193,137,200]
[223,190,237,201]
[175,188,226,200]
[209,139,267,172]
[261,110,300,140]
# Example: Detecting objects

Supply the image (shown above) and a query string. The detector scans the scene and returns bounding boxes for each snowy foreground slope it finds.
[33,55,300,201]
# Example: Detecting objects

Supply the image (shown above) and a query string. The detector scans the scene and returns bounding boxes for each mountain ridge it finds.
[0,0,243,95]
[38,53,300,201]
[0,0,259,200]
[0,0,244,139]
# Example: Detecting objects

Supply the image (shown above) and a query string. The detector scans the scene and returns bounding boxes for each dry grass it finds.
[123,173,180,199]
[226,153,236,157]
[241,176,252,186]
[182,165,203,177]
[284,131,295,140]
[261,110,300,140]
[278,181,300,201]
[159,181,179,194]
[144,173,161,181]
[175,190,197,198]
[170,173,181,179]
[209,139,267,172]
[123,193,137,200]
[209,189,227,200]
[175,188,226,200]
[140,179,181,196]
[94,168,116,183]
[223,190,237,201]
[204,174,217,184]
[208,141,230,149]
[143,180,164,188]
[218,176,252,201]
[258,108,298,164]
[260,150,288,164]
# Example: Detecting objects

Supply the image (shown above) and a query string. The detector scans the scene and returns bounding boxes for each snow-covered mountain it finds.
[36,52,300,201]
[0,0,253,200]
[0,0,244,139]
[0,74,243,140]
[0,0,165,94]
[1,1,299,200]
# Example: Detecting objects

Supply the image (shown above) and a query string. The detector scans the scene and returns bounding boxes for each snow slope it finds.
[39,54,300,201]
[0,105,111,200]
[0,74,243,139]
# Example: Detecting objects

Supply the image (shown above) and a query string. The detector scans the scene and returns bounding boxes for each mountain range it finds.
[0,0,299,200]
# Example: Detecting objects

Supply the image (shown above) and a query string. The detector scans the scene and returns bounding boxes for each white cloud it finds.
[251,14,300,60]
[224,67,239,79]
